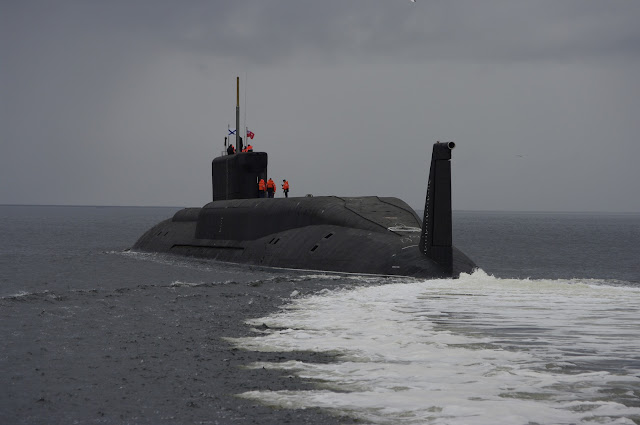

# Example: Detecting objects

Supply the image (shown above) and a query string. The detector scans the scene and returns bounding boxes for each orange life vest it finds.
[282,181,289,190]
[258,179,266,191]
[247,144,253,152]
[266,179,275,191]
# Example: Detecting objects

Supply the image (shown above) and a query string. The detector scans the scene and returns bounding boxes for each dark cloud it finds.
[7,0,638,66]
[123,1,640,65]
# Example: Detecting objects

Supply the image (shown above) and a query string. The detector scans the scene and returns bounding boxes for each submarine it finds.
[132,80,476,278]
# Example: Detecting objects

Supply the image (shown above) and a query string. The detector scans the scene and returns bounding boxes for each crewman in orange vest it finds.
[246,144,253,152]
[282,179,289,198]
[266,178,276,198]
[258,178,266,198]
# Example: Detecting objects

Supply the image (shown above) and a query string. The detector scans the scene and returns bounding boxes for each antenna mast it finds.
[244,72,247,144]
[235,77,240,152]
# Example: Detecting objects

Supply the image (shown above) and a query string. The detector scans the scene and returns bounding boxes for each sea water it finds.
[1,205,638,424]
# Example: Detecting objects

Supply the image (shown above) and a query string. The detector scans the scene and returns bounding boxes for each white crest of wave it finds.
[231,270,640,424]
[169,281,203,287]
[1,290,40,299]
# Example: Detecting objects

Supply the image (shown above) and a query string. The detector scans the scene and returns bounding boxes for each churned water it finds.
[1,205,638,424]
[232,271,640,424]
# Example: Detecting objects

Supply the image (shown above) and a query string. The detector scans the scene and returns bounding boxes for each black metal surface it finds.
[134,142,476,278]
[211,152,267,201]
[419,142,455,273]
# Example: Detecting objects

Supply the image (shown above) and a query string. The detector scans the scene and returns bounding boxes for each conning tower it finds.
[211,77,267,201]
[211,152,267,201]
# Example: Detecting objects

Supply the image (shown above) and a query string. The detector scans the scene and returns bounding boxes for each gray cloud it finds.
[10,1,637,66]
[106,1,640,65]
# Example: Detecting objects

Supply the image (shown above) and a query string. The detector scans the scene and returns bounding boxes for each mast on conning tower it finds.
[235,76,240,152]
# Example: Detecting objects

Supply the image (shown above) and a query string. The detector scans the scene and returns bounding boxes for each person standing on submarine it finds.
[266,178,276,198]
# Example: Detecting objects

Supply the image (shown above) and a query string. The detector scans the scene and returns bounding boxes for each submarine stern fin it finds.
[419,141,455,273]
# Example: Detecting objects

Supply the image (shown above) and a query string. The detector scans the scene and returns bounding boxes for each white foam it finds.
[169,280,206,287]
[1,290,38,299]
[1,289,52,300]
[231,270,640,424]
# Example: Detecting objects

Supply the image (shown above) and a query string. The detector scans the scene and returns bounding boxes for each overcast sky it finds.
[2,0,639,212]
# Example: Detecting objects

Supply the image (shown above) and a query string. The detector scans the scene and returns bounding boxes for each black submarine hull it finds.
[133,196,475,278]
[133,137,476,278]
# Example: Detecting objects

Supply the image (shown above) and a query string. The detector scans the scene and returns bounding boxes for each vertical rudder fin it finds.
[419,141,455,273]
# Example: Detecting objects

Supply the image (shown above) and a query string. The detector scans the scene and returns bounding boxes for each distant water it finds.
[1,205,639,424]
[453,210,640,283]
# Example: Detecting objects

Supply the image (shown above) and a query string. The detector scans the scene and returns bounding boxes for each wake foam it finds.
[230,270,640,424]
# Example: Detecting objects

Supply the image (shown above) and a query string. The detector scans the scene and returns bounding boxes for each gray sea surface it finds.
[1,205,638,424]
